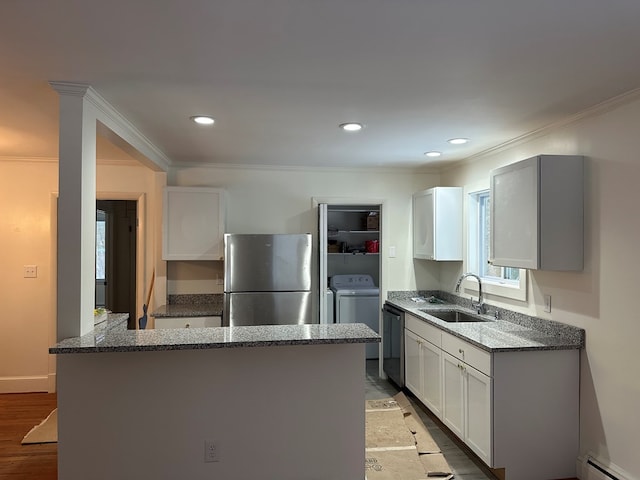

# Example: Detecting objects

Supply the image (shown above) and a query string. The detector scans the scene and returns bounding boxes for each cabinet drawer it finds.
[442,332,491,376]
[155,316,221,329]
[406,314,441,347]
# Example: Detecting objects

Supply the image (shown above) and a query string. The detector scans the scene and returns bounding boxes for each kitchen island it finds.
[51,322,379,480]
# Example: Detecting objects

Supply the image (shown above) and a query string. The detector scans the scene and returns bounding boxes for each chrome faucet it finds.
[455,273,485,314]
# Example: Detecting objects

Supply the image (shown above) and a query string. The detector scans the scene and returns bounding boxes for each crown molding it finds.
[450,86,640,170]
[48,81,172,172]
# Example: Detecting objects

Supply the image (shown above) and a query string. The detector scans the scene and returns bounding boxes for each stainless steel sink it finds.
[419,309,488,323]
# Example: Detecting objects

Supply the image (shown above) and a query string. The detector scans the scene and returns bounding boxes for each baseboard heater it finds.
[583,456,629,480]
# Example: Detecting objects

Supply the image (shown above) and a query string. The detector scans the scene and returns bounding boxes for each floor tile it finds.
[365,360,496,480]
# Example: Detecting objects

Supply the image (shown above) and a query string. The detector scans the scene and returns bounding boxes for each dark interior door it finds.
[96,200,137,328]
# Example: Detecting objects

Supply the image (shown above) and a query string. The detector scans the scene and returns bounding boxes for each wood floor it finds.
[0,392,58,480]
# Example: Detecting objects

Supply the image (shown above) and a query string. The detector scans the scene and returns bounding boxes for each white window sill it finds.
[461,272,527,302]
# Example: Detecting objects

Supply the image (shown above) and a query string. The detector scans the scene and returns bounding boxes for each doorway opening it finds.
[95,200,137,328]
[317,200,384,339]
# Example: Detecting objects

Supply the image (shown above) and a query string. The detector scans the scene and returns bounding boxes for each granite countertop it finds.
[151,303,223,318]
[386,294,584,353]
[94,313,129,335]
[151,293,223,318]
[50,322,380,354]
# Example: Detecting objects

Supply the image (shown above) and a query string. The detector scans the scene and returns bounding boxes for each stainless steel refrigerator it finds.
[223,233,314,327]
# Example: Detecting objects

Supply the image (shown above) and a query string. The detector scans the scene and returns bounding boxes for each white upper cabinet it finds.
[413,187,463,261]
[490,155,583,270]
[162,186,226,261]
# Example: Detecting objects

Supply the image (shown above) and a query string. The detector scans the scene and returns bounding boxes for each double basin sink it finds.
[419,308,489,323]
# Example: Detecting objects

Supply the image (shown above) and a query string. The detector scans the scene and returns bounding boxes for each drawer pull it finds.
[185,323,190,328]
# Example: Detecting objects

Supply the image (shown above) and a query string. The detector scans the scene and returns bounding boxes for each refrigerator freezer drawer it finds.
[223,292,313,327]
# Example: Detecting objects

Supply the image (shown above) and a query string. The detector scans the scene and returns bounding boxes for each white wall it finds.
[57,344,366,480]
[0,159,163,393]
[439,93,640,478]
[0,160,58,393]
[169,165,441,301]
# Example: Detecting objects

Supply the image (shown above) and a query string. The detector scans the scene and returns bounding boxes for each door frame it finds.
[97,192,146,328]
[312,196,386,371]
[50,191,146,326]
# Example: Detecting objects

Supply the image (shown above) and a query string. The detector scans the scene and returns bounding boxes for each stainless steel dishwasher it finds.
[382,302,404,387]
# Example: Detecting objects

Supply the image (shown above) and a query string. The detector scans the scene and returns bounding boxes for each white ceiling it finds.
[1,0,640,170]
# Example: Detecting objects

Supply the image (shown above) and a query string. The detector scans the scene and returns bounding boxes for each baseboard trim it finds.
[0,375,49,393]
[48,373,57,393]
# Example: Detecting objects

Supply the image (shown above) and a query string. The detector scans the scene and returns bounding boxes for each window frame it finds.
[465,187,527,302]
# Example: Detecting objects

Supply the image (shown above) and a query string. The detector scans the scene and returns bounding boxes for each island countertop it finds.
[50,322,380,354]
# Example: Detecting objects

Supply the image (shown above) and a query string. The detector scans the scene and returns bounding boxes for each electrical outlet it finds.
[204,440,219,463]
[543,294,552,313]
[24,265,38,278]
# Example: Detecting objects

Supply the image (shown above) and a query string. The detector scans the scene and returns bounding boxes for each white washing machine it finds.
[330,274,380,359]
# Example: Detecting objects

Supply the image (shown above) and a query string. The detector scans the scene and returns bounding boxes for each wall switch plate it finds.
[24,265,38,278]
[543,294,552,313]
[388,246,397,258]
[204,440,219,463]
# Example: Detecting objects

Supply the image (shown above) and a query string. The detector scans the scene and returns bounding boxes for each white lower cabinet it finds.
[442,350,492,464]
[154,316,221,329]
[405,316,580,480]
[404,314,443,418]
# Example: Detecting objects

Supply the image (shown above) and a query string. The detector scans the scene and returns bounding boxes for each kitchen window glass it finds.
[468,189,526,301]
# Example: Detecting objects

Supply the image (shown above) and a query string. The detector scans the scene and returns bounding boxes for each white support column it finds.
[51,82,97,340]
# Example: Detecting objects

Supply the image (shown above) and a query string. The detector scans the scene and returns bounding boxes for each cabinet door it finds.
[442,351,464,439]
[162,187,225,261]
[464,364,492,465]
[421,340,442,419]
[490,157,539,269]
[413,190,434,259]
[404,329,422,398]
[413,188,462,261]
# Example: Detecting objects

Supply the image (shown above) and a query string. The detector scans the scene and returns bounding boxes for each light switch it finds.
[388,246,396,258]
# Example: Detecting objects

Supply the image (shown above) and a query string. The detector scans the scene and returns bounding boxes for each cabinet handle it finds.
[459,348,465,357]
[185,323,190,328]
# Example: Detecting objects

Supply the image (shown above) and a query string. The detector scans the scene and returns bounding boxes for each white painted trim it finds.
[445,86,640,172]
[0,376,50,394]
[311,196,386,208]
[49,193,58,392]
[171,161,440,175]
[577,453,637,480]
[48,373,57,393]
[49,81,172,172]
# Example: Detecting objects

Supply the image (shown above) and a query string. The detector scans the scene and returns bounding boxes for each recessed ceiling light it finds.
[448,138,469,145]
[339,122,363,132]
[424,151,442,158]
[191,115,215,125]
